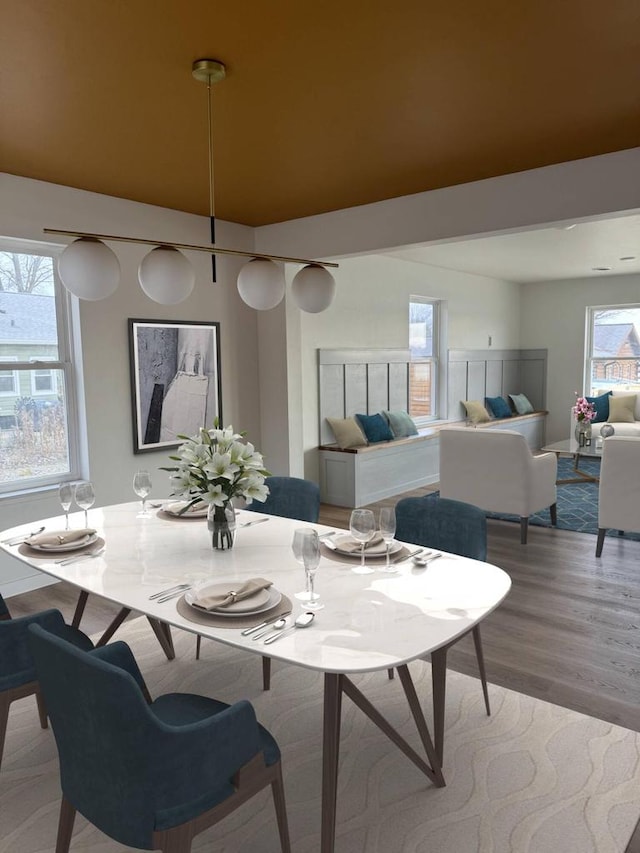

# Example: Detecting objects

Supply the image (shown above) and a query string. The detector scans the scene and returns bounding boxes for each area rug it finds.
[2,618,640,853]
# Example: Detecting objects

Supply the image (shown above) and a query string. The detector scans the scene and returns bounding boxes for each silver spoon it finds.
[252,618,288,641]
[264,611,315,644]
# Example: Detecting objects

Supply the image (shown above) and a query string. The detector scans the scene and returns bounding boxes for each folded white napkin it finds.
[193,577,273,612]
[27,529,96,548]
[339,532,384,553]
[166,500,208,515]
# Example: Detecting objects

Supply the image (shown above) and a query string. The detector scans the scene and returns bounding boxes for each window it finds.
[0,357,18,396]
[586,304,640,395]
[30,358,57,395]
[409,297,444,421]
[0,241,80,493]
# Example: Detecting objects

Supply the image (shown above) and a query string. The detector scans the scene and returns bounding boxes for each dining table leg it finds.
[71,590,89,628]
[430,647,447,767]
[321,673,343,853]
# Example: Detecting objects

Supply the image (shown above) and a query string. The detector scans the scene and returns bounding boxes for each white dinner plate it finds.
[27,532,98,553]
[327,535,403,557]
[185,583,282,616]
[163,501,208,518]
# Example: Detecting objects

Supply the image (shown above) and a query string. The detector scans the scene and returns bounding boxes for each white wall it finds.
[0,174,260,594]
[296,254,521,481]
[520,272,640,442]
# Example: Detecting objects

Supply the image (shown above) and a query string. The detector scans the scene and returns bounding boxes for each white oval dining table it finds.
[1,501,511,853]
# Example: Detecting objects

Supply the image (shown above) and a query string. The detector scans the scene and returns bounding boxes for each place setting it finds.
[321,508,414,573]
[173,576,293,629]
[17,480,104,560]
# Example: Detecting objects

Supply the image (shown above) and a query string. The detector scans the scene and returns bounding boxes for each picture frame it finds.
[128,319,222,454]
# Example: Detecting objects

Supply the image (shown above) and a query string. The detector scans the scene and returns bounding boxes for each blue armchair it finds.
[394,495,491,764]
[198,475,321,684]
[0,593,93,770]
[28,624,291,853]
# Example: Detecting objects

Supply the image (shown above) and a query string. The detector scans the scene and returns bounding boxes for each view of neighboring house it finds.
[0,291,59,429]
[592,322,640,386]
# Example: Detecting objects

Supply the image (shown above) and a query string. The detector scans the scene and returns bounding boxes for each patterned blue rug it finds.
[437,456,637,539]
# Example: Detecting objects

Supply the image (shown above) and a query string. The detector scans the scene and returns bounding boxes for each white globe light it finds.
[291,264,336,313]
[237,258,285,310]
[138,246,195,305]
[57,238,120,301]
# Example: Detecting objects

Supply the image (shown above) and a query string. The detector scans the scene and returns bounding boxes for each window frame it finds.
[585,303,640,396]
[0,239,82,495]
[408,296,447,424]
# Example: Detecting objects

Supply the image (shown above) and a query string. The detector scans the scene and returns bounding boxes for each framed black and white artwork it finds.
[128,319,222,454]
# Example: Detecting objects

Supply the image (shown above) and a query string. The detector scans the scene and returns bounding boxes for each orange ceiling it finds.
[2,0,640,227]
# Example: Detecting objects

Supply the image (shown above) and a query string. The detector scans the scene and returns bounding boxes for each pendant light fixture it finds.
[47,59,337,311]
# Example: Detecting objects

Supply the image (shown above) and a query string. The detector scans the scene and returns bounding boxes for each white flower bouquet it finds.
[161,424,269,511]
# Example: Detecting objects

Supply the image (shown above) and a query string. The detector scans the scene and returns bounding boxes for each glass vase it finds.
[207,502,236,550]
[574,421,592,447]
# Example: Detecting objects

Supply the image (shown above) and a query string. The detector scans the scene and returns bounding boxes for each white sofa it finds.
[572,390,640,440]
[596,436,640,556]
[439,427,557,544]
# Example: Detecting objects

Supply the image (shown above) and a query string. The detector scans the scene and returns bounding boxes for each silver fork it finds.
[149,583,191,600]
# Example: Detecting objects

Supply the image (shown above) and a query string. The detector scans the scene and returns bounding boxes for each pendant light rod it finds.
[42,228,339,269]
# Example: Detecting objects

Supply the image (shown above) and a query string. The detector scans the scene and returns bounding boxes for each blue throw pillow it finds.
[485,396,512,419]
[586,391,612,423]
[355,413,394,443]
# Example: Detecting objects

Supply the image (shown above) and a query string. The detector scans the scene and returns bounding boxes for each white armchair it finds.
[596,436,640,557]
[439,427,557,544]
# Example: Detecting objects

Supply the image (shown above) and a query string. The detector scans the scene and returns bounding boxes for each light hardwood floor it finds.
[7,487,640,850]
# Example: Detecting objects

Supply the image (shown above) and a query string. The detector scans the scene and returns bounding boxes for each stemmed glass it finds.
[58,483,74,530]
[75,481,95,527]
[349,509,376,574]
[379,506,397,572]
[292,527,322,605]
[300,529,323,610]
[133,470,152,517]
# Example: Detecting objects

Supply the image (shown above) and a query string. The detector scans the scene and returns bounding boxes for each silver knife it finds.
[392,547,424,565]
[241,612,290,636]
[240,518,269,528]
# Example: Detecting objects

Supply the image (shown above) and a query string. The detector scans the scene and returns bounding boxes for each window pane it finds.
[0,370,16,394]
[589,306,640,394]
[409,302,434,358]
[0,370,70,485]
[409,361,434,418]
[0,253,59,360]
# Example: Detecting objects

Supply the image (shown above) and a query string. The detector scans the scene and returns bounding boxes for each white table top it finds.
[0,502,511,675]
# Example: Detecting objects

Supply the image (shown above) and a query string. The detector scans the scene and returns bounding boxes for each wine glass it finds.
[301,529,323,610]
[75,481,95,527]
[58,482,74,530]
[133,470,152,517]
[292,527,321,604]
[349,509,376,574]
[379,506,397,572]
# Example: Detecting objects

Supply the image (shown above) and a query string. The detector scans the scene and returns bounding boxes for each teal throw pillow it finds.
[586,391,612,423]
[355,413,394,443]
[485,396,512,419]
[382,409,419,438]
[508,393,535,415]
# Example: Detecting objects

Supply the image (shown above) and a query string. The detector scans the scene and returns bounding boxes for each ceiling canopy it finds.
[3,0,639,227]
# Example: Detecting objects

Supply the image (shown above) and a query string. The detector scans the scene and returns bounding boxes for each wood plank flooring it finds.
[7,487,640,850]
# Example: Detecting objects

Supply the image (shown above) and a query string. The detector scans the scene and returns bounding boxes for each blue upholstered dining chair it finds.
[0,593,94,770]
[28,624,292,853]
[246,475,321,523]
[394,495,491,765]
[196,475,321,675]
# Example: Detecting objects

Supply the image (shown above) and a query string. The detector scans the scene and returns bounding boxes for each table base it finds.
[321,665,445,853]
